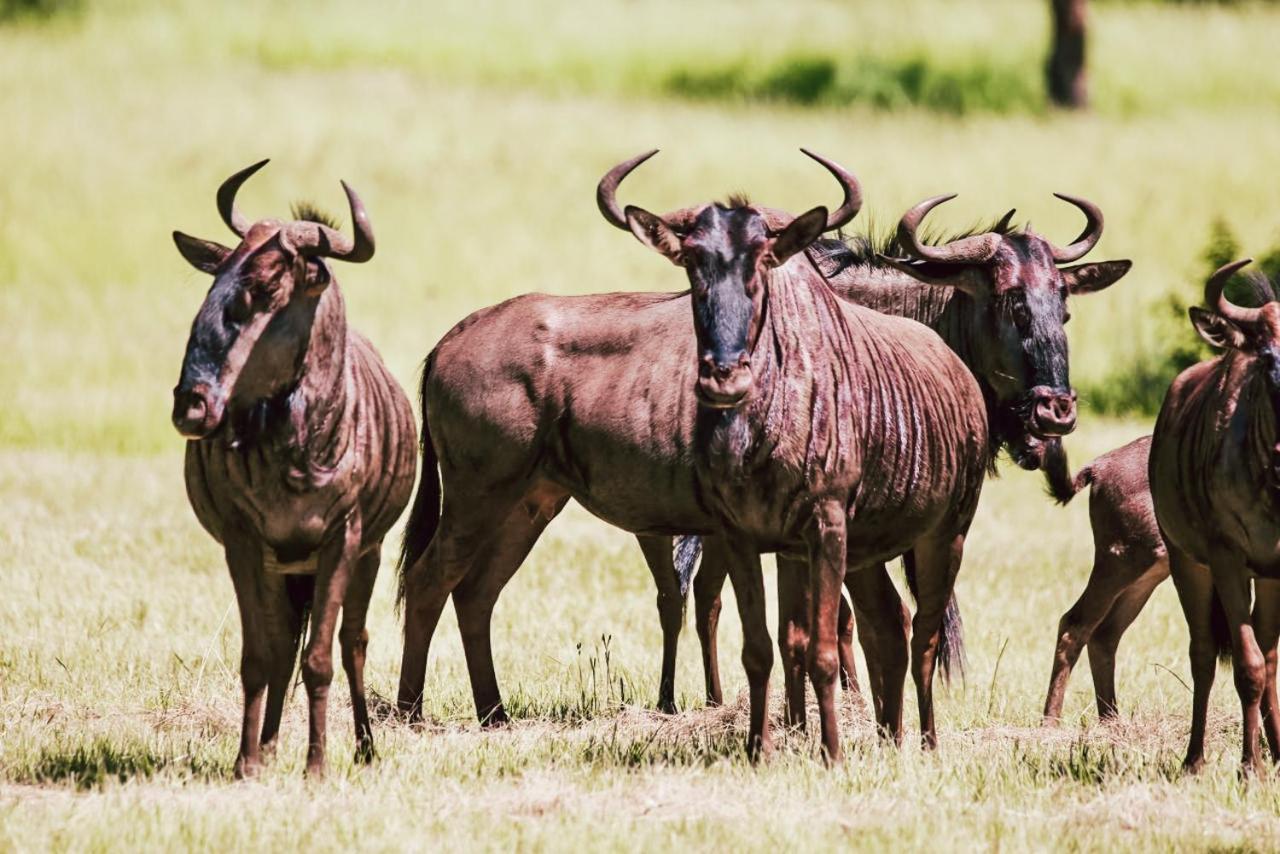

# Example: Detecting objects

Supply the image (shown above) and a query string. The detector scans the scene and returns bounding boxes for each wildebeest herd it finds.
[170,154,1280,778]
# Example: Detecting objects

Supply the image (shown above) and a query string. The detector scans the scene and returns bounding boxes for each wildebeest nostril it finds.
[1033,390,1077,434]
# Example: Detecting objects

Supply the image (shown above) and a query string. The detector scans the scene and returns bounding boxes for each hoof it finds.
[355,740,376,765]
[234,756,262,780]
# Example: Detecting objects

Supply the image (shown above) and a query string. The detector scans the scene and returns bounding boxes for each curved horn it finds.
[799,148,862,231]
[597,149,659,231]
[897,194,1001,265]
[1205,258,1261,327]
[1048,193,1104,263]
[216,159,269,238]
[290,180,376,264]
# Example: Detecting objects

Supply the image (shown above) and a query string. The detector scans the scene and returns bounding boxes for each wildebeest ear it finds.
[1061,260,1132,295]
[1189,306,1247,350]
[768,206,828,267]
[624,206,683,266]
[173,231,232,274]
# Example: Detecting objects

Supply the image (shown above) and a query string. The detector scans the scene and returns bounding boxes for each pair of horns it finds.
[216,160,375,263]
[596,149,863,234]
[1205,258,1265,327]
[897,193,1105,265]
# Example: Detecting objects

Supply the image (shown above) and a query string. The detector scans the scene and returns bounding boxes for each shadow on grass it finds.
[17,738,227,790]
[664,53,1042,115]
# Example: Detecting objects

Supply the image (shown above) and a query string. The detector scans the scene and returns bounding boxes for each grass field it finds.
[5,1,1280,850]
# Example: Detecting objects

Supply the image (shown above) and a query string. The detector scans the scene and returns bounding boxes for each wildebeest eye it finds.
[1011,301,1031,327]
[226,288,254,324]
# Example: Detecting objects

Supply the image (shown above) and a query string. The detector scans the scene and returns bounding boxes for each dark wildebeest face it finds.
[1191,259,1280,478]
[595,149,862,409]
[170,161,374,439]
[882,194,1131,468]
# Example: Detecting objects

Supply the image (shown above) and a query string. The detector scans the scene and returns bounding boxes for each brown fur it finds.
[395,189,989,762]
[1150,264,1280,773]
[172,173,415,778]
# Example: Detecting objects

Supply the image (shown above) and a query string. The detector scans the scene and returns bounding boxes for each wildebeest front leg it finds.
[301,515,363,777]
[637,535,684,714]
[836,592,862,704]
[723,540,770,761]
[776,555,810,729]
[340,547,382,764]
[807,500,847,764]
[1169,546,1217,773]
[225,535,270,779]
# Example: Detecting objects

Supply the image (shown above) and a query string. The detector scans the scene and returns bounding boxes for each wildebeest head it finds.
[170,160,374,440]
[596,149,861,408]
[879,194,1130,468]
[1192,260,1280,466]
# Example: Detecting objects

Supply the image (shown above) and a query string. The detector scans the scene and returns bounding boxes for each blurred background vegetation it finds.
[2,0,1280,452]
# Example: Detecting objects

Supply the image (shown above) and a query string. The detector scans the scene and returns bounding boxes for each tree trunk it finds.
[1047,0,1088,109]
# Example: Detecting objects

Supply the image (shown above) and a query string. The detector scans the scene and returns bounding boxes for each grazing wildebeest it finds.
[640,194,1131,722]
[171,161,416,777]
[606,151,993,761]
[1151,259,1280,773]
[394,151,865,737]
[1039,436,1171,724]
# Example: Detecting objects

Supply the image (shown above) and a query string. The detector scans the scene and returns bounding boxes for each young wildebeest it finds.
[171,162,416,777]
[638,194,1131,725]
[1039,436,1170,724]
[615,152,991,760]
[1151,259,1280,773]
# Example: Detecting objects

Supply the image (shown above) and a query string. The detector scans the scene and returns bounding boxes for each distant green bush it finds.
[0,0,82,23]
[664,53,1043,115]
[1083,221,1280,415]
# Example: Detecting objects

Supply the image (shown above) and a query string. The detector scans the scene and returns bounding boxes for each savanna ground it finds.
[4,1,1280,849]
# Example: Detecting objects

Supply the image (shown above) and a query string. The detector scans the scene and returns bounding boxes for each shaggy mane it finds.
[289,201,341,230]
[811,213,1024,274]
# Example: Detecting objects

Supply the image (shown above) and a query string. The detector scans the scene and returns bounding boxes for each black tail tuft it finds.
[396,352,442,617]
[1209,587,1233,662]
[673,536,702,599]
[1042,438,1093,505]
[902,555,965,684]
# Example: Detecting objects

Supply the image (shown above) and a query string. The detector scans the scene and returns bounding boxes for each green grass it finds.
[5,0,1280,849]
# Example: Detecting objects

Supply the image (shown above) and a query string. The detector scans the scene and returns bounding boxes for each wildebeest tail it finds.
[902,555,965,683]
[1209,587,1233,662]
[673,536,702,599]
[396,352,441,614]
[1042,438,1093,505]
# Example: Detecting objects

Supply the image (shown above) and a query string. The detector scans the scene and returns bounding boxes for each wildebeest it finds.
[640,193,1131,722]
[1151,259,1280,772]
[1039,436,1169,724]
[613,151,992,761]
[393,151,865,738]
[171,161,416,777]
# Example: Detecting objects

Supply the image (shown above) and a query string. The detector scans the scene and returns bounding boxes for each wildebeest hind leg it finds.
[1250,578,1280,762]
[1210,552,1267,773]
[776,555,810,729]
[907,533,965,750]
[259,575,309,757]
[453,486,568,726]
[1085,559,1166,721]
[397,492,521,721]
[694,537,731,706]
[1043,552,1145,725]
[846,564,907,743]
[637,535,683,714]
[340,548,382,763]
[1169,547,1217,773]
